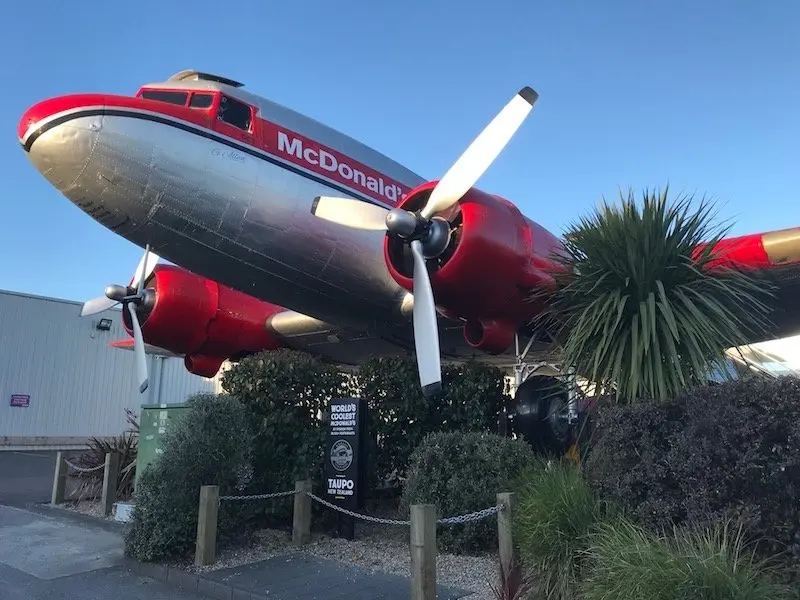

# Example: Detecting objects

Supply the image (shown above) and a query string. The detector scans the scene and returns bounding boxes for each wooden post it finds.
[497,492,516,577]
[101,452,120,517]
[292,480,312,545]
[194,485,219,567]
[51,451,67,505]
[410,504,436,600]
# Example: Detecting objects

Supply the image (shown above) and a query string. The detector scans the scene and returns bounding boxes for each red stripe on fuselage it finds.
[261,121,410,206]
[19,93,411,207]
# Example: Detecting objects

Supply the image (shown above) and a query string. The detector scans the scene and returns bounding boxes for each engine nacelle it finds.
[121,264,285,377]
[384,181,565,354]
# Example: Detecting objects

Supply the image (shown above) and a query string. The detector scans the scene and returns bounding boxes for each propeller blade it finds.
[410,240,442,396]
[130,245,159,292]
[420,87,538,220]
[311,196,389,231]
[80,296,118,317]
[127,302,149,393]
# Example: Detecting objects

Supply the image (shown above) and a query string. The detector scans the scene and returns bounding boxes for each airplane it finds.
[18,69,800,454]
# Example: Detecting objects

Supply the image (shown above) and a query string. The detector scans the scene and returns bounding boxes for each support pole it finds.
[497,492,516,578]
[101,452,120,517]
[410,504,437,600]
[292,480,312,545]
[51,451,67,505]
[194,485,219,566]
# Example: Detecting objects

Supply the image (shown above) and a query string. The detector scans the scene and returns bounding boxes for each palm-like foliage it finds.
[533,187,775,403]
[70,408,139,501]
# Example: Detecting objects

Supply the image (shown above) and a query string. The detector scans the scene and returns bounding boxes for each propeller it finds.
[311,86,539,395]
[79,244,159,393]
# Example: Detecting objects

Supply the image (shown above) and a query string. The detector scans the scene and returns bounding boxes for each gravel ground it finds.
[185,527,500,600]
[61,499,501,600]
[59,499,116,521]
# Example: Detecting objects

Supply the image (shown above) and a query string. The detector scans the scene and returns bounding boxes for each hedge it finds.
[400,431,534,554]
[124,393,255,561]
[583,375,800,581]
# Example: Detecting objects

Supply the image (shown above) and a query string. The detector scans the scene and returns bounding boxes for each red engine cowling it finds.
[121,264,285,377]
[384,181,565,354]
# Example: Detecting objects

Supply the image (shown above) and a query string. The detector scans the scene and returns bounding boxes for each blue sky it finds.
[1,0,798,303]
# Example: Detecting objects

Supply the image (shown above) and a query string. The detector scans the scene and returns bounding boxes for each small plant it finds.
[69,408,139,501]
[579,517,793,600]
[514,458,601,600]
[489,558,535,600]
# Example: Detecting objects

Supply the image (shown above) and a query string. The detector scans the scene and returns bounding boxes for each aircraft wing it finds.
[709,226,800,343]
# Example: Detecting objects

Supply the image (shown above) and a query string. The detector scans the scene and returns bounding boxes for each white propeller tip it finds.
[518,86,539,105]
[79,297,118,317]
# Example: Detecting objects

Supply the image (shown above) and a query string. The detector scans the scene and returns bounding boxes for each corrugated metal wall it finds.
[0,289,228,450]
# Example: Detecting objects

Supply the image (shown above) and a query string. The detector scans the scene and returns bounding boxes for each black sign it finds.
[324,397,367,533]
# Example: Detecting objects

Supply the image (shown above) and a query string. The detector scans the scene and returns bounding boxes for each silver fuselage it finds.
[22,80,427,331]
[19,75,547,368]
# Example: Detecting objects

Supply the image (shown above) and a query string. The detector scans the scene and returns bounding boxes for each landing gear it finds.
[507,334,581,456]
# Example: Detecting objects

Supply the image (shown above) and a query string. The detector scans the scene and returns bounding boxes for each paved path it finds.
[0,504,206,600]
[0,451,474,598]
[205,553,471,599]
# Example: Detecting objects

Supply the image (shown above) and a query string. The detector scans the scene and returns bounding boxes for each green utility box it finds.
[135,403,189,490]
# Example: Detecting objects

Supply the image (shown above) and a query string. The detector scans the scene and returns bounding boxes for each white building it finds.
[0,289,228,451]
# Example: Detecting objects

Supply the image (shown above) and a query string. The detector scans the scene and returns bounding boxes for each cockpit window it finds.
[189,93,213,109]
[140,90,188,106]
[217,95,252,131]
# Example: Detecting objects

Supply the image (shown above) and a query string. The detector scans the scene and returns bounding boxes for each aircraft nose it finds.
[19,94,106,192]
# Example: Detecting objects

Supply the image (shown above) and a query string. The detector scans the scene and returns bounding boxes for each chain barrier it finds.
[63,459,105,473]
[219,490,298,503]
[307,492,505,527]
[307,492,411,526]
[212,488,505,526]
[436,504,504,525]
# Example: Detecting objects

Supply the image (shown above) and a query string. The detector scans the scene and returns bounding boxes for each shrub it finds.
[124,393,255,562]
[70,408,139,501]
[221,349,350,523]
[489,558,535,600]
[583,376,800,579]
[514,458,601,600]
[400,431,533,554]
[357,356,507,488]
[579,517,793,600]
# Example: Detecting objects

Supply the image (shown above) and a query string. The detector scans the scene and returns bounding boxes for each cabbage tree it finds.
[533,187,775,403]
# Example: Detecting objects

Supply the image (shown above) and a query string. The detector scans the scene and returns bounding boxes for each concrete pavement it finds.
[0,450,475,599]
[0,503,207,600]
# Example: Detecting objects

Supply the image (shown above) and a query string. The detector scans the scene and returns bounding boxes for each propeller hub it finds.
[422,217,452,259]
[385,208,419,238]
[104,284,129,302]
[385,208,452,260]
